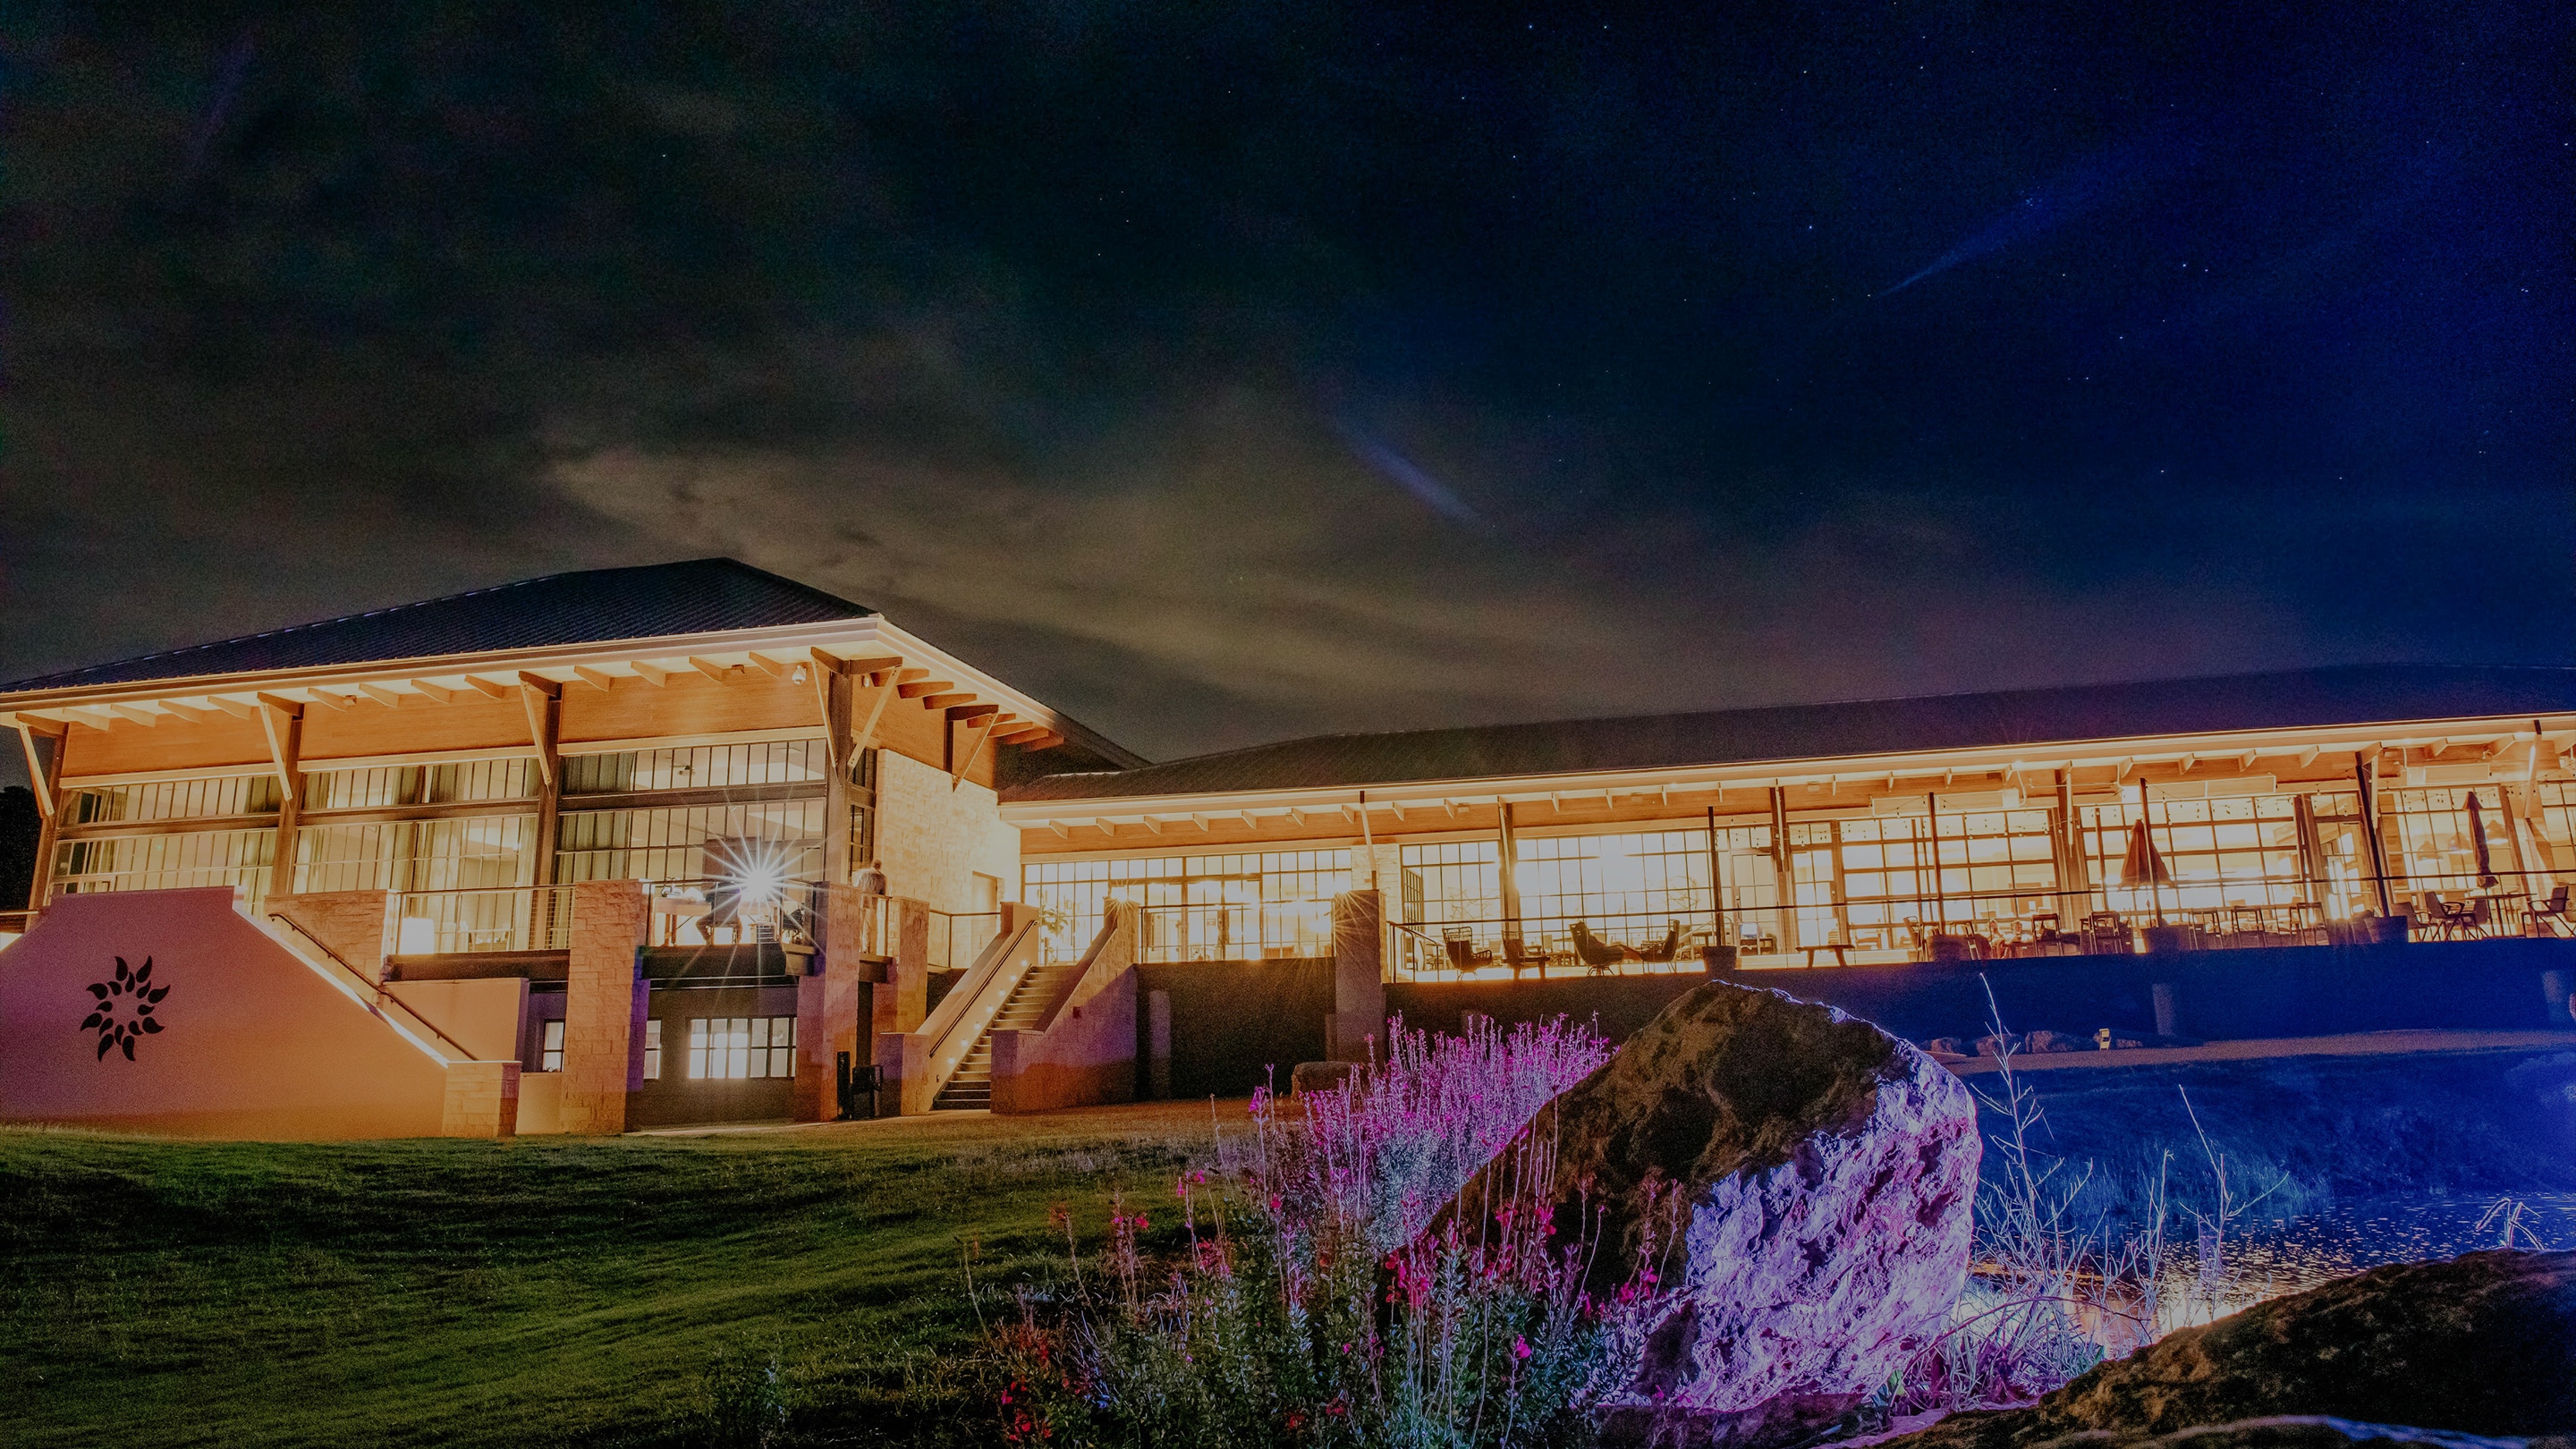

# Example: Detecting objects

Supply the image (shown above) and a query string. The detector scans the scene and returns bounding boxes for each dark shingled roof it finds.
[1002,664,2576,803]
[3,558,875,692]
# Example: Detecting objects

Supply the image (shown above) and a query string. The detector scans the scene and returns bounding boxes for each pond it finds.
[2162,1190,2572,1327]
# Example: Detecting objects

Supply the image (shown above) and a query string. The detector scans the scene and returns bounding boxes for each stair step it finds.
[930,960,1092,1109]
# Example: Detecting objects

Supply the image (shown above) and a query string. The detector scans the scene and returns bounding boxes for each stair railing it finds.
[1016,909,1129,1038]
[915,918,1044,1102]
[264,912,480,1065]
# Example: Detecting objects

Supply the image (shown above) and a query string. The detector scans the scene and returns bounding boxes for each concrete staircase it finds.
[932,959,1083,1110]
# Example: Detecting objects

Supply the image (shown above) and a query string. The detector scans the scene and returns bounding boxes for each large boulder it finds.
[1877,1251,2576,1449]
[1460,982,1980,1445]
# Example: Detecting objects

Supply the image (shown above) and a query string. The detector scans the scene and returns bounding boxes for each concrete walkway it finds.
[1941,1027,2576,1076]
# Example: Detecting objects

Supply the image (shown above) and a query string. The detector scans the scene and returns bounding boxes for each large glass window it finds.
[554,800,825,884]
[1022,851,1351,962]
[2078,793,2318,918]
[65,774,281,825]
[52,828,277,903]
[563,740,827,794]
[2381,786,2524,896]
[686,1017,797,1080]
[293,816,534,893]
[302,758,537,810]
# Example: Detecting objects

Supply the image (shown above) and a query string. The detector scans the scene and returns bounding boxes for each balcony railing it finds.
[1131,898,1339,963]
[928,909,1002,972]
[1382,865,2576,979]
[393,885,578,955]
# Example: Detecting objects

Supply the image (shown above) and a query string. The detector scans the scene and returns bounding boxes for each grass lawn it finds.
[0,1102,1238,1448]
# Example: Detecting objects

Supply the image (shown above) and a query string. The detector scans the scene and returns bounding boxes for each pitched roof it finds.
[3,558,874,692]
[1002,664,2576,803]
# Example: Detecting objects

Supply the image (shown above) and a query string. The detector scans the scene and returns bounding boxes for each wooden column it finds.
[822,666,856,886]
[1496,802,1523,938]
[258,697,306,902]
[15,720,66,910]
[2052,768,2091,926]
[2357,752,2395,917]
[519,677,564,886]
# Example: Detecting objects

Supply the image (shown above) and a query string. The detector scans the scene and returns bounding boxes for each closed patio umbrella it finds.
[2466,791,2497,888]
[2118,818,2174,888]
[2119,806,2175,926]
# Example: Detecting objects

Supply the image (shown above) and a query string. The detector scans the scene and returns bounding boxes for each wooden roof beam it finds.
[106,704,162,728]
[821,652,903,676]
[411,680,462,705]
[684,657,737,684]
[359,683,409,708]
[747,651,803,681]
[464,675,515,701]
[571,666,617,691]
[631,661,673,688]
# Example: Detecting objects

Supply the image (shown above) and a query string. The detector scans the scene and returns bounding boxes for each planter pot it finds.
[1699,945,1739,977]
[2368,913,2411,945]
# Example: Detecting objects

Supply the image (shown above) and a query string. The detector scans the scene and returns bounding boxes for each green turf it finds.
[0,1103,1232,1448]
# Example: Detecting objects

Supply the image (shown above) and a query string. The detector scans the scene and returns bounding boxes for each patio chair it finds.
[1441,927,1494,973]
[1502,931,1553,975]
[2079,911,2131,954]
[2531,885,2574,937]
[2416,891,2474,940]
[1634,920,1683,962]
[1568,921,1631,971]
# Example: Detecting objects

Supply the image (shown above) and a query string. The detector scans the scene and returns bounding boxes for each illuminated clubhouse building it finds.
[5,558,2576,1137]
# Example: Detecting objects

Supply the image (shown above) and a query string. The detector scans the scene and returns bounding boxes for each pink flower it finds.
[1513,1335,1533,1360]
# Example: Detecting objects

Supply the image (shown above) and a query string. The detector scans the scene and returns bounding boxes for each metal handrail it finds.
[267,912,481,1063]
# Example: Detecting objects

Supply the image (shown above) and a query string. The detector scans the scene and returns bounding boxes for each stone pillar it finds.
[873,896,931,1046]
[562,879,647,1134]
[441,1061,521,1138]
[876,1030,928,1116]
[267,890,394,980]
[801,882,881,1122]
[1328,889,1386,1062]
[2151,982,2181,1039]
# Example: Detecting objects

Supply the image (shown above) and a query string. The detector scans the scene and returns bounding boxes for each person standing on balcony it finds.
[853,858,888,953]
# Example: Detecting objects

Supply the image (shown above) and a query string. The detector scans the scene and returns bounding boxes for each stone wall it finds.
[872,748,1021,916]
[267,890,394,980]
[439,1061,520,1138]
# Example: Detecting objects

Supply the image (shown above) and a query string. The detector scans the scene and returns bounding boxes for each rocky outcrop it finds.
[1466,982,1980,1444]
[1877,1251,2576,1449]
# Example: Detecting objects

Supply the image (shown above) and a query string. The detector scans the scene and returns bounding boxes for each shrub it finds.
[996,1014,1660,1448]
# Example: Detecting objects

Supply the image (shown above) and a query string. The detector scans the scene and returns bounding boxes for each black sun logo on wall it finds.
[80,956,169,1062]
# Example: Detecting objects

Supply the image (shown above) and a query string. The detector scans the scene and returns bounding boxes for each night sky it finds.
[2,4,2567,784]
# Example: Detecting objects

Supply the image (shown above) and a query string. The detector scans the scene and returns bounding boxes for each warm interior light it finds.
[397,916,437,954]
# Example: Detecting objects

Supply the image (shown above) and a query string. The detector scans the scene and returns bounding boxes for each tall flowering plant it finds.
[997,1014,1674,1448]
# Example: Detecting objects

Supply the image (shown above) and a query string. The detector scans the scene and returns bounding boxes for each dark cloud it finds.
[2,3,2568,786]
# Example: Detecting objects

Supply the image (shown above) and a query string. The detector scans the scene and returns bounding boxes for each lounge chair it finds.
[1569,921,1631,971]
[1635,920,1682,962]
[2532,885,2573,937]
[1441,927,1495,973]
